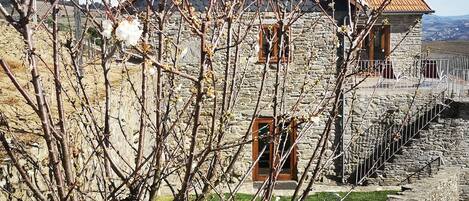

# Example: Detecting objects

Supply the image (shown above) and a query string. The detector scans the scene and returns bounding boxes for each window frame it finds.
[252,117,297,181]
[258,24,291,64]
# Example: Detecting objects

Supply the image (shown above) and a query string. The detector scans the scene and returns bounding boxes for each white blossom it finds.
[338,25,349,35]
[309,115,320,122]
[27,169,34,177]
[115,18,143,46]
[174,84,182,92]
[102,19,113,39]
[191,161,198,171]
[109,0,119,7]
[254,44,260,53]
[148,67,157,75]
[179,47,189,59]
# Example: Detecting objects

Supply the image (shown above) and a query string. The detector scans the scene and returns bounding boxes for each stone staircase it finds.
[348,92,451,185]
[386,168,460,201]
[374,123,445,186]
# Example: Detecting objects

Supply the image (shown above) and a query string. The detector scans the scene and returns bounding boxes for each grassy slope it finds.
[155,191,399,201]
[423,40,469,57]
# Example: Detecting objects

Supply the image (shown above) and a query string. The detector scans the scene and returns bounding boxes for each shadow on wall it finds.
[442,101,469,119]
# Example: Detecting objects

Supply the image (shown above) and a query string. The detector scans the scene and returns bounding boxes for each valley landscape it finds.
[423,14,469,57]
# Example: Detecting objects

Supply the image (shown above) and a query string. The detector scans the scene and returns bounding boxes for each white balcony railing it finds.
[349,59,453,90]
[351,59,450,79]
[348,57,469,98]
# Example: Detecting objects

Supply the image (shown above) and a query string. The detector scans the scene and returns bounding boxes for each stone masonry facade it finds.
[106,7,430,188]
[387,14,424,75]
[343,87,446,182]
[107,8,342,188]
[0,3,435,199]
[369,101,469,200]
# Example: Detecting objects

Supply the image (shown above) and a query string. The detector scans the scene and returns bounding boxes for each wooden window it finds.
[258,24,290,63]
[252,117,297,181]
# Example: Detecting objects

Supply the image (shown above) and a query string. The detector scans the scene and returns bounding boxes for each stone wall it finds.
[365,101,469,187]
[105,9,342,190]
[387,14,424,75]
[459,169,469,201]
[343,88,445,179]
[387,167,460,201]
[343,14,429,151]
[345,89,441,136]
[0,6,433,200]
[355,101,469,201]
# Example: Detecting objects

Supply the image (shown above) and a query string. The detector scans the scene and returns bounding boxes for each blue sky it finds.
[425,0,469,16]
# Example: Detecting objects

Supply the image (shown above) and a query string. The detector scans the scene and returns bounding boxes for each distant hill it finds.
[423,41,469,57]
[423,15,469,41]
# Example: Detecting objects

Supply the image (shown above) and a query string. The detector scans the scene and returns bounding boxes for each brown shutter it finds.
[384,25,391,59]
[369,27,375,61]
[258,26,265,62]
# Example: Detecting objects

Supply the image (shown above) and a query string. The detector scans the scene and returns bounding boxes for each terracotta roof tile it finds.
[367,0,433,13]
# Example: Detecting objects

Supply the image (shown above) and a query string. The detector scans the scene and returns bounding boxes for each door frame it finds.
[252,117,297,181]
[368,25,391,61]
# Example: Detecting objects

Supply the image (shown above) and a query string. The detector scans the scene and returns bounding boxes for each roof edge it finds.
[365,0,434,15]
[382,10,435,15]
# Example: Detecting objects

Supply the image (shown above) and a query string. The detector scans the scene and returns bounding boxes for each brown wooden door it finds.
[252,118,297,181]
[368,25,390,61]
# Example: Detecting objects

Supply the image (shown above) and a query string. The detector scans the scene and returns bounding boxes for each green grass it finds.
[306,191,398,201]
[154,191,398,201]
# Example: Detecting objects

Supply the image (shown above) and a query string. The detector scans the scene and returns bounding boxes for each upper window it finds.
[258,24,290,63]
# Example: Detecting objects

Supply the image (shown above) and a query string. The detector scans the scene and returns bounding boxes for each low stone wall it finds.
[387,168,460,201]
[458,169,469,201]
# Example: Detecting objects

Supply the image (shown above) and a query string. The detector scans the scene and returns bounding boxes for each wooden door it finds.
[252,118,297,181]
[368,25,390,61]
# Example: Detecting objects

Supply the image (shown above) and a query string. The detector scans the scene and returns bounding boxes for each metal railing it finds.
[349,92,450,185]
[399,157,442,185]
[346,56,469,185]
[349,59,451,89]
[430,56,469,72]
[448,68,469,99]
[351,59,450,79]
[349,57,469,96]
[352,60,395,78]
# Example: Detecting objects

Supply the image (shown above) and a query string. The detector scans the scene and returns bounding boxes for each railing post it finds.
[429,163,432,176]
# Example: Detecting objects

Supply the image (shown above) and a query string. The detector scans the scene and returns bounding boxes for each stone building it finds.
[6,0,469,199]
[113,0,450,189]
